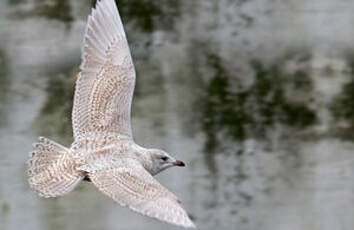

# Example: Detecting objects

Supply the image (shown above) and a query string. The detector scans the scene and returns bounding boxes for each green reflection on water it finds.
[34,66,76,146]
[12,0,73,24]
[117,0,179,32]
[250,60,315,129]
[92,0,180,32]
[34,0,73,23]
[201,53,316,152]
[331,53,354,139]
[7,0,27,5]
[0,49,10,127]
[133,61,168,134]
[1,202,10,215]
[202,53,247,150]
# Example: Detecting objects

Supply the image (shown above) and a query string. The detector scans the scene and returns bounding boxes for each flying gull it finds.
[27,0,196,228]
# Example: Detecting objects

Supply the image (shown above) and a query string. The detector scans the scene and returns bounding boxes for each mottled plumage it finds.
[27,0,195,228]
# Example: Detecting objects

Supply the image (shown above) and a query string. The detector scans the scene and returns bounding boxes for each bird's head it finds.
[148,149,185,175]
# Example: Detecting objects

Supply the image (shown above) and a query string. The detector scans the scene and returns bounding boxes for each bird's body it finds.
[27,0,195,228]
[70,133,153,175]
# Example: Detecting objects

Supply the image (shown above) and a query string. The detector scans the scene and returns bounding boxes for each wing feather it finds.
[89,159,196,228]
[73,0,135,140]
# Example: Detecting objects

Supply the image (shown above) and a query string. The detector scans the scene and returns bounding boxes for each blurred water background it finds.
[1,0,354,230]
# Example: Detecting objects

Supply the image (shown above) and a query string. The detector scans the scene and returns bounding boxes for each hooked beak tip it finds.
[173,160,185,167]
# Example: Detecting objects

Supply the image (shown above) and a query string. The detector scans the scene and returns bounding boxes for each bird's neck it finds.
[130,143,156,175]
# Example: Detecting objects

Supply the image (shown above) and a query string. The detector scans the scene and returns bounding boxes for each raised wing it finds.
[89,159,196,228]
[72,0,135,140]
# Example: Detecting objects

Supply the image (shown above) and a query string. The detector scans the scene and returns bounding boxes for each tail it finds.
[27,137,85,198]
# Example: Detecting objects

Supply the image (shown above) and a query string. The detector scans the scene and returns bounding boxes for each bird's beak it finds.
[173,160,185,167]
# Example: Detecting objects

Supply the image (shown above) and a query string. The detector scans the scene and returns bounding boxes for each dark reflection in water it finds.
[199,52,316,152]
[331,53,354,140]
[0,49,10,127]
[117,0,180,32]
[11,0,73,24]
[133,62,168,134]
[34,66,76,145]
[91,0,180,32]
[7,0,27,5]
[1,202,10,215]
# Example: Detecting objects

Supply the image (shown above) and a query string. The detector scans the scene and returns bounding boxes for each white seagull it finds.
[27,0,196,228]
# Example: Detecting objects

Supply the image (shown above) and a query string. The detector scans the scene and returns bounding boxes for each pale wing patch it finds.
[89,160,196,228]
[72,0,135,140]
[88,55,135,136]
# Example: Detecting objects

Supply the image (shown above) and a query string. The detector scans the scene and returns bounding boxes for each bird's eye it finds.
[161,156,168,161]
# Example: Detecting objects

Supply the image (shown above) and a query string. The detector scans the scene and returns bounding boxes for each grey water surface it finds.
[1,1,354,230]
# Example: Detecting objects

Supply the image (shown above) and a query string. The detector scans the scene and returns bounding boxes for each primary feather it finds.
[72,0,135,140]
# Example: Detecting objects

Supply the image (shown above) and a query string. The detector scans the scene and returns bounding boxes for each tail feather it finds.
[27,137,84,198]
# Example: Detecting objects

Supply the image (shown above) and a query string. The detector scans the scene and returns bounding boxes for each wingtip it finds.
[187,215,197,229]
[173,213,197,229]
[180,220,197,229]
[186,223,197,229]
